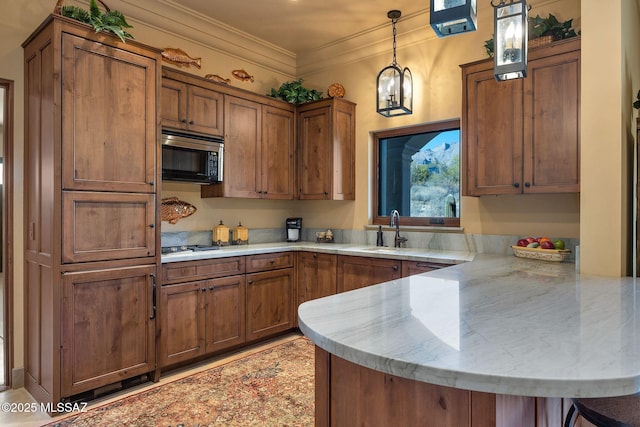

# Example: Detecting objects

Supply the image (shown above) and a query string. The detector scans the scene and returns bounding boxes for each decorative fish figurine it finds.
[161,197,197,224]
[232,69,254,83]
[161,48,202,69]
[205,74,231,85]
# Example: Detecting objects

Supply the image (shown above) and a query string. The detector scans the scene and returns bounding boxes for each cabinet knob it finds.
[248,280,253,285]
[149,181,154,186]
[524,182,531,188]
[181,118,187,123]
[189,120,195,125]
[513,183,520,188]
[201,288,207,292]
[209,286,215,291]
[393,265,399,271]
[149,224,155,228]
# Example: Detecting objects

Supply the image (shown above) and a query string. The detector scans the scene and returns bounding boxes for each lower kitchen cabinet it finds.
[297,252,337,305]
[61,265,156,397]
[246,267,295,341]
[337,255,402,293]
[401,260,450,277]
[159,275,246,368]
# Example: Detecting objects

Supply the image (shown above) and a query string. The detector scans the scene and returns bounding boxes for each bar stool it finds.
[564,394,640,427]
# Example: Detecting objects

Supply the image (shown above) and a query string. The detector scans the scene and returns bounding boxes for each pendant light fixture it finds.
[430,0,478,37]
[492,0,529,81]
[376,10,413,117]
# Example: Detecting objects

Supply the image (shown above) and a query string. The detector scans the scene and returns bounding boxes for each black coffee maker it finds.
[286,218,302,242]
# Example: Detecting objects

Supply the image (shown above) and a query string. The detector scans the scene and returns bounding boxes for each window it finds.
[372,119,460,227]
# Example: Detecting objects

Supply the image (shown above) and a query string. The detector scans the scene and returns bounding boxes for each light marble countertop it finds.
[298,254,640,398]
[161,241,475,264]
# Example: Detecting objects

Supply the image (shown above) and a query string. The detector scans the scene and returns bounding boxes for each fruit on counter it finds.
[525,237,536,244]
[526,242,540,248]
[537,237,552,244]
[517,238,530,247]
[553,239,565,250]
[539,240,555,249]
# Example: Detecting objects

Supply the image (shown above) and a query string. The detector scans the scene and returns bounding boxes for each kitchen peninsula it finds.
[298,254,640,427]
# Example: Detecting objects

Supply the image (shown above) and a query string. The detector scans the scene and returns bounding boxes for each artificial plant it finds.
[60,0,134,43]
[267,79,323,105]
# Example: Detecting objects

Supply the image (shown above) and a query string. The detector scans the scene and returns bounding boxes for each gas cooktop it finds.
[161,245,221,254]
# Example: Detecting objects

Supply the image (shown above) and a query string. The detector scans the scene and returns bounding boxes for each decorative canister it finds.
[213,220,230,246]
[232,222,249,245]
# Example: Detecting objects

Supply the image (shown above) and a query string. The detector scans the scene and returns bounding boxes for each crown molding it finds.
[101,0,298,77]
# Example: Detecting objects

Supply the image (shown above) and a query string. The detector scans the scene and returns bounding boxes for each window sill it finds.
[365,224,464,233]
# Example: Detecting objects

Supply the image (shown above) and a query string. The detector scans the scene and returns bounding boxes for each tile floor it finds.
[0,333,301,426]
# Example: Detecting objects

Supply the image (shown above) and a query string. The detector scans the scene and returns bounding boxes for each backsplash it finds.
[161,228,578,260]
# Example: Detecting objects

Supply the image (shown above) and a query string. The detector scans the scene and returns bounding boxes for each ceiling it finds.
[169,0,428,54]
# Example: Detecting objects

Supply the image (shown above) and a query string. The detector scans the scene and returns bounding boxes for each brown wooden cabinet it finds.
[297,252,337,306]
[297,98,356,200]
[160,78,224,137]
[337,255,402,293]
[159,256,246,367]
[246,252,295,341]
[462,38,580,196]
[23,15,160,405]
[202,96,295,199]
[159,274,246,368]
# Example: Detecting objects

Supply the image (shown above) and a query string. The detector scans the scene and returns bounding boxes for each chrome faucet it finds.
[390,209,407,248]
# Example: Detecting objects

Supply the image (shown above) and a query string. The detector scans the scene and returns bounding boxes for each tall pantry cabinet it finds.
[22,15,161,405]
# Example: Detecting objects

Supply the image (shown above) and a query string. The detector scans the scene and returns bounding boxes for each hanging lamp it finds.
[376,10,413,117]
[492,0,528,81]
[430,0,478,37]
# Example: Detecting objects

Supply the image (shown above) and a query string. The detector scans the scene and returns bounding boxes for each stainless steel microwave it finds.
[161,130,224,184]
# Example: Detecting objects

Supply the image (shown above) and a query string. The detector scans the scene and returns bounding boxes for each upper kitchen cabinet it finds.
[201,96,295,199]
[23,15,161,406]
[298,98,356,200]
[462,37,580,196]
[61,33,157,193]
[161,77,224,137]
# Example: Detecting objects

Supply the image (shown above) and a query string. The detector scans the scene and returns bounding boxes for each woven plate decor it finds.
[511,245,571,262]
[528,35,558,49]
[328,83,345,98]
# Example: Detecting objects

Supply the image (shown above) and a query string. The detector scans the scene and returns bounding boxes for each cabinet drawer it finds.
[401,260,450,277]
[246,252,294,273]
[162,256,246,284]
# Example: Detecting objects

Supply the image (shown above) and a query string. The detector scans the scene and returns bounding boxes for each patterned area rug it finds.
[46,336,314,426]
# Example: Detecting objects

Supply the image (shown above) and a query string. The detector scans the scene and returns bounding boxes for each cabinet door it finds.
[159,281,206,368]
[463,67,523,196]
[523,50,580,193]
[205,275,246,353]
[262,105,295,199]
[61,265,156,397]
[246,268,294,341]
[337,256,402,293]
[298,106,332,199]
[187,85,224,137]
[222,96,261,198]
[62,191,156,263]
[298,252,337,305]
[61,33,156,193]
[332,100,356,200]
[160,79,188,130]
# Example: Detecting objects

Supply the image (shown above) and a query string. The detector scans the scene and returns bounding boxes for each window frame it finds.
[371,118,461,228]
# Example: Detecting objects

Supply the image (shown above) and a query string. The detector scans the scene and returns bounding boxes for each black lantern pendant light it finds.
[376,10,413,117]
[430,0,478,37]
[492,0,529,81]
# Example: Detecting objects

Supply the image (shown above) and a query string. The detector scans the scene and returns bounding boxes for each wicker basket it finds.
[528,35,558,49]
[511,245,571,262]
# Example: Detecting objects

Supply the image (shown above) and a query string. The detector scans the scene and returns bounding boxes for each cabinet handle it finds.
[150,274,156,320]
[524,182,531,188]
[513,182,520,188]
[189,120,195,125]
[201,288,207,292]
[324,191,329,195]
[181,118,187,123]
[149,224,155,228]
[313,253,317,258]
[149,181,154,187]
[393,265,399,271]
[248,280,253,285]
[209,286,215,291]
